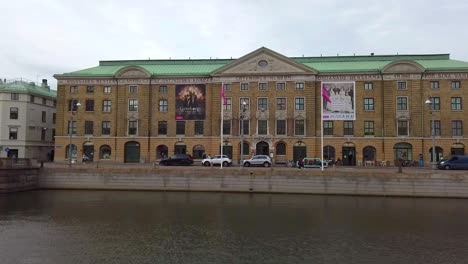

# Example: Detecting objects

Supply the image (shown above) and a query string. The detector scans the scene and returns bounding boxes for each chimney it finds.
[42,79,47,87]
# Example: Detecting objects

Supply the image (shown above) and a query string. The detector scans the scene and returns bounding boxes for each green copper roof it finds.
[55,53,468,78]
[0,80,57,99]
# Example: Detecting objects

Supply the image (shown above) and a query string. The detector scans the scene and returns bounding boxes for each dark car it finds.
[159,154,194,166]
[437,155,468,170]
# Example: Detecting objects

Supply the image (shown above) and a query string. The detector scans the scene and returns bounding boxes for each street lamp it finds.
[240,101,247,167]
[68,99,81,167]
[425,98,436,168]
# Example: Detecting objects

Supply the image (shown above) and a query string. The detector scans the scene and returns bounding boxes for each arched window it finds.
[65,144,77,160]
[100,145,111,160]
[276,142,286,155]
[323,145,335,161]
[192,145,205,159]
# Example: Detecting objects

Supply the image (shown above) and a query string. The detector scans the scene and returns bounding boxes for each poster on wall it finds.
[321,82,356,120]
[175,84,206,120]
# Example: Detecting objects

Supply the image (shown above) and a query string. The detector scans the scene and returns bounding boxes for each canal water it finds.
[1,190,468,264]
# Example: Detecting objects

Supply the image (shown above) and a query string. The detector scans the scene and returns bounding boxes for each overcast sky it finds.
[2,0,468,89]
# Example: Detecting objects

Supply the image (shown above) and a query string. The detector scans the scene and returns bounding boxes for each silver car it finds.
[243,155,272,167]
[202,155,232,167]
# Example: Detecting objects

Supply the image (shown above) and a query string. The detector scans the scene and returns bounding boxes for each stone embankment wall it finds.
[0,168,40,193]
[38,167,468,198]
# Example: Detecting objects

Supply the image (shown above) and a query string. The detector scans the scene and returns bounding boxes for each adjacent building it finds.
[53,47,468,165]
[0,79,57,160]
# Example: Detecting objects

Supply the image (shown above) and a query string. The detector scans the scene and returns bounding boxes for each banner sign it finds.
[322,82,356,120]
[175,84,206,120]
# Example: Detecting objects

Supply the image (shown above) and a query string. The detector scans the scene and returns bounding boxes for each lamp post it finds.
[68,99,81,168]
[240,101,247,167]
[425,98,436,168]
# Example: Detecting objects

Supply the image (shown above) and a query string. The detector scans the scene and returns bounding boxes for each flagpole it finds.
[321,82,324,172]
[220,82,224,169]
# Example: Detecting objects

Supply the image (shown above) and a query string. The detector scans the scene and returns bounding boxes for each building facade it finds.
[0,79,57,160]
[54,47,468,165]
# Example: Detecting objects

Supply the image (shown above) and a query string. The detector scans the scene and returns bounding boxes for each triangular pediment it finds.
[212,47,317,76]
[382,60,425,73]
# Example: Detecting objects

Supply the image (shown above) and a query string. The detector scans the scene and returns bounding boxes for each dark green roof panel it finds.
[0,80,57,98]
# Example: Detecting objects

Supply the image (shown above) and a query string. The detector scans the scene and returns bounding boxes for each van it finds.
[436,155,468,170]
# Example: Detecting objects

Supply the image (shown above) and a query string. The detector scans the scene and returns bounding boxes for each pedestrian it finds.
[297,159,304,169]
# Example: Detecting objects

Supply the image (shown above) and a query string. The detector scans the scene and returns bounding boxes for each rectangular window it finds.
[102,121,111,135]
[159,99,168,112]
[258,120,268,135]
[295,82,304,90]
[84,121,93,135]
[70,86,78,93]
[276,82,286,91]
[195,121,204,135]
[176,121,185,135]
[364,82,373,91]
[53,100,57,107]
[128,99,138,111]
[451,81,461,89]
[344,121,354,135]
[9,127,18,140]
[129,85,138,93]
[452,120,463,136]
[240,119,249,135]
[258,98,268,110]
[364,121,374,136]
[430,81,439,89]
[295,97,305,110]
[104,86,111,93]
[42,98,47,105]
[85,99,94,112]
[41,128,46,141]
[52,129,55,141]
[397,81,407,90]
[10,107,18,119]
[128,120,137,135]
[451,97,462,111]
[396,97,408,111]
[52,113,56,124]
[258,83,267,91]
[397,120,408,136]
[324,121,333,135]
[11,93,19,100]
[30,95,35,103]
[223,120,231,135]
[68,99,80,111]
[240,98,250,111]
[86,86,94,93]
[102,100,112,112]
[41,111,46,122]
[276,98,286,110]
[431,120,441,136]
[431,97,441,111]
[223,98,232,111]
[364,98,374,111]
[223,83,231,91]
[158,121,167,135]
[68,121,77,135]
[159,86,167,93]
[276,120,286,135]
[240,83,249,91]
[295,120,305,135]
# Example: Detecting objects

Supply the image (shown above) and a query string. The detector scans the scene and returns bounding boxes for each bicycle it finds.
[286,160,296,168]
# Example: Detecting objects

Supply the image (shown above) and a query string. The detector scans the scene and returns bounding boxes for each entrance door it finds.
[7,149,19,158]
[256,141,269,155]
[124,141,140,163]
[220,145,233,159]
[342,147,356,166]
[293,146,307,162]
[83,144,94,162]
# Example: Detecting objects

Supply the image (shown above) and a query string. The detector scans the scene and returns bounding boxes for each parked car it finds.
[303,158,328,168]
[202,155,233,167]
[159,154,193,166]
[243,155,272,167]
[437,155,468,170]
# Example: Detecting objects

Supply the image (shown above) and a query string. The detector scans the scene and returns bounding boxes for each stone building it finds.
[0,78,57,160]
[53,47,468,165]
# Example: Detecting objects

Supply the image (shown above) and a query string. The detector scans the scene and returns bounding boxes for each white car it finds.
[202,155,233,167]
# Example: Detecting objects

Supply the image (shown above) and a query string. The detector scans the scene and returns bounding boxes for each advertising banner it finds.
[175,84,206,120]
[322,82,356,120]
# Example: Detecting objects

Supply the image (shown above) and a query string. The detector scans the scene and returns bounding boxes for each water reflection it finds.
[1,190,468,264]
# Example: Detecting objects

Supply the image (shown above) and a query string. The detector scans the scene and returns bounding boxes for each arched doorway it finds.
[342,142,356,166]
[65,144,77,161]
[451,143,465,156]
[363,146,376,162]
[220,142,233,159]
[83,141,94,162]
[429,146,443,162]
[192,144,205,159]
[293,141,306,162]
[99,145,111,160]
[323,145,335,162]
[276,142,287,163]
[124,141,140,163]
[174,142,186,154]
[156,145,168,159]
[394,142,413,162]
[256,141,269,155]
